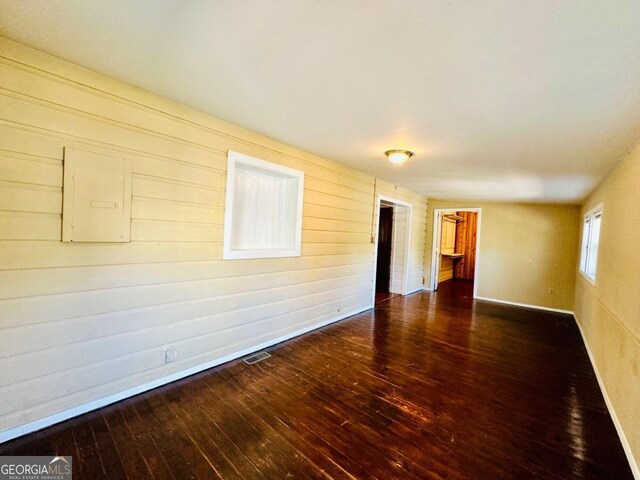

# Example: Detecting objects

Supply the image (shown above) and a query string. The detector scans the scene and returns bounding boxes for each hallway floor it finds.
[374,290,399,304]
[0,283,632,479]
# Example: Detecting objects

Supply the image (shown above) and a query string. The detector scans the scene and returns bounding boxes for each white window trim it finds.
[579,203,603,285]
[223,150,304,260]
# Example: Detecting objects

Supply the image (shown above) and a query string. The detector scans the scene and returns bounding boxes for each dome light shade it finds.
[385,149,413,164]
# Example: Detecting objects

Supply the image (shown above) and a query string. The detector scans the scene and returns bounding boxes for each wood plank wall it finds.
[438,256,454,283]
[0,37,428,438]
[438,216,456,283]
[453,211,477,280]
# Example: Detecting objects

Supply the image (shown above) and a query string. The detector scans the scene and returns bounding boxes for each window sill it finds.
[223,248,301,260]
[579,270,596,286]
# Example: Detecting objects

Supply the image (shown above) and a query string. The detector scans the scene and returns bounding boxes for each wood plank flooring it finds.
[375,291,398,304]
[0,279,633,479]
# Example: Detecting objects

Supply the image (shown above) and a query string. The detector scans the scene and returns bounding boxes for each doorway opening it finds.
[430,208,481,298]
[373,196,412,305]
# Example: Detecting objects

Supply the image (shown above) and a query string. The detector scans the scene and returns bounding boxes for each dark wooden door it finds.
[376,207,393,293]
[453,211,477,280]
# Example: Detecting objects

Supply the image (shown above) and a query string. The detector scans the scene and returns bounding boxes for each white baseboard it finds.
[0,304,372,444]
[475,296,573,315]
[422,286,433,292]
[405,287,424,295]
[573,315,640,480]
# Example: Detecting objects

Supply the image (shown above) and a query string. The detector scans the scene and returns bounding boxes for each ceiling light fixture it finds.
[385,149,413,164]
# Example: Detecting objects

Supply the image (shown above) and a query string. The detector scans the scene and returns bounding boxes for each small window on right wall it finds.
[579,204,602,282]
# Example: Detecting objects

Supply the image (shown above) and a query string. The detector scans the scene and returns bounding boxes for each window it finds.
[223,151,304,259]
[579,204,602,282]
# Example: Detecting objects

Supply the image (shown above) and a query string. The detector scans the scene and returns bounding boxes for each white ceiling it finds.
[2,1,640,203]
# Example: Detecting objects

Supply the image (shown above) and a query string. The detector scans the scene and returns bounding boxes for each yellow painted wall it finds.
[425,200,580,311]
[574,148,640,472]
[0,37,428,437]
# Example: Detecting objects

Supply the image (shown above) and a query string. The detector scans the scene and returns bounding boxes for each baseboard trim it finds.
[574,314,640,480]
[422,286,433,292]
[0,304,372,444]
[475,296,573,315]
[405,287,424,295]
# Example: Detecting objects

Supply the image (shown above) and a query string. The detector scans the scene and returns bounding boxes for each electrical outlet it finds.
[164,347,179,364]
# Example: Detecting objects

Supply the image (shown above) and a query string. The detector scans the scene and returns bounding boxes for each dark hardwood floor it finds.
[374,291,398,304]
[0,279,633,479]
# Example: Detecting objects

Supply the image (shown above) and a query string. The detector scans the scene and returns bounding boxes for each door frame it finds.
[371,195,413,306]
[429,207,482,298]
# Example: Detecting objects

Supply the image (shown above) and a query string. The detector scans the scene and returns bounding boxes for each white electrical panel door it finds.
[62,148,132,242]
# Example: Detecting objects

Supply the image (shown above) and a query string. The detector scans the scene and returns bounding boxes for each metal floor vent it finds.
[242,351,271,365]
